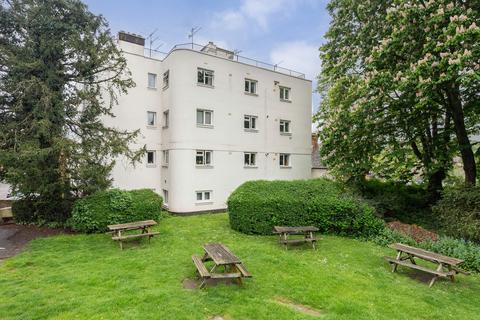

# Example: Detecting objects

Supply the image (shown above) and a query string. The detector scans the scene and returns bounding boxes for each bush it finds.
[70,189,163,233]
[227,179,384,237]
[353,179,434,228]
[12,199,36,224]
[433,187,480,243]
[12,198,73,225]
[372,228,480,272]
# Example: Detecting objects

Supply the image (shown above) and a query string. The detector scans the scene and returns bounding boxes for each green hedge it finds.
[12,198,73,226]
[227,179,384,237]
[70,189,163,233]
[433,187,480,243]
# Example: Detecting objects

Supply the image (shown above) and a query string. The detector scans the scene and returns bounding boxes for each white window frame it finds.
[196,150,212,166]
[163,110,169,128]
[245,79,257,94]
[279,120,291,134]
[197,68,214,86]
[196,190,212,203]
[279,86,291,101]
[148,73,157,89]
[196,109,213,126]
[279,153,291,167]
[162,189,169,205]
[147,111,157,127]
[163,70,169,88]
[146,150,156,166]
[162,150,169,166]
[244,115,258,130]
[244,152,257,167]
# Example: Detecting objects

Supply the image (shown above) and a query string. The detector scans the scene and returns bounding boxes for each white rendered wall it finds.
[109,40,312,213]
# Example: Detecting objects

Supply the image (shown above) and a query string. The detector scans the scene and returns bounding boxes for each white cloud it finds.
[270,41,321,116]
[269,41,320,80]
[212,0,310,31]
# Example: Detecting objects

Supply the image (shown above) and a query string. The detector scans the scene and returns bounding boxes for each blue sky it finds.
[82,0,331,113]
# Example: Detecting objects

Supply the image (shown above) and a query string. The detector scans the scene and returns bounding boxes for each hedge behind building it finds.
[70,189,163,233]
[227,179,384,237]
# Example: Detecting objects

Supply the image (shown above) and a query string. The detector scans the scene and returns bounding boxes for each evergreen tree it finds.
[0,0,143,223]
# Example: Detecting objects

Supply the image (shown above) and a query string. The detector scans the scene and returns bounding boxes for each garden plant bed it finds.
[387,220,439,242]
[0,214,479,319]
[0,224,70,259]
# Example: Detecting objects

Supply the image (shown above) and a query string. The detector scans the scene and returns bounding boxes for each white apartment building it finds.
[107,31,312,213]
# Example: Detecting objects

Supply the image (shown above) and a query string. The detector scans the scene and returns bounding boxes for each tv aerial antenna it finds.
[188,26,202,49]
[233,49,242,61]
[146,28,163,58]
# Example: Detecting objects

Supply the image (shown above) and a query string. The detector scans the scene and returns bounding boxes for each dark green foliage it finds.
[227,179,384,237]
[372,228,480,272]
[0,0,143,225]
[11,199,36,224]
[70,189,163,233]
[433,187,480,242]
[353,179,434,228]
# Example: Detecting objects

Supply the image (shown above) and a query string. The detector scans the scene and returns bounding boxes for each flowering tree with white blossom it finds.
[317,0,479,198]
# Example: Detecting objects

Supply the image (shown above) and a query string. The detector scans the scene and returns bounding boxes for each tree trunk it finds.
[427,168,446,203]
[445,83,477,186]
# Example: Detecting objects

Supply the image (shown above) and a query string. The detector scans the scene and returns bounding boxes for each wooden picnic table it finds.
[273,226,319,249]
[385,243,469,287]
[107,220,159,249]
[191,243,251,288]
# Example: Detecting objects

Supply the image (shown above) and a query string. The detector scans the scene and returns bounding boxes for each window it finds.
[244,115,257,130]
[244,152,257,167]
[279,153,290,167]
[197,68,214,86]
[148,73,157,88]
[279,86,291,101]
[163,189,169,205]
[146,150,156,165]
[279,120,291,134]
[163,110,169,128]
[147,111,156,126]
[196,150,212,166]
[245,79,257,94]
[162,150,169,166]
[196,190,212,202]
[196,109,213,126]
[163,70,169,88]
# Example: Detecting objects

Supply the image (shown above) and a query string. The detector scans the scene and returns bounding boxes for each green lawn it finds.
[1,214,479,320]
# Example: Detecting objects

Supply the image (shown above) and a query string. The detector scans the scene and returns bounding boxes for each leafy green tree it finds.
[0,0,143,223]
[317,0,479,199]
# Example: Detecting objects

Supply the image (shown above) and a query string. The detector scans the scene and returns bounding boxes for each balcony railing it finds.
[143,43,306,79]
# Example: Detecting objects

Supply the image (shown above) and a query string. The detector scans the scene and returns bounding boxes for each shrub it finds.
[433,187,480,242]
[227,179,384,237]
[70,189,163,233]
[12,198,73,225]
[353,179,434,228]
[12,199,36,224]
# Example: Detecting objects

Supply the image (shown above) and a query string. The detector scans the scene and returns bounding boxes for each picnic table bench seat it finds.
[274,226,319,249]
[385,243,469,287]
[192,243,251,288]
[107,220,158,249]
[112,231,160,241]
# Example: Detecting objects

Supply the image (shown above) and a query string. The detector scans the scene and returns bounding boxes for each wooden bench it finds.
[274,226,319,250]
[107,220,158,249]
[385,243,469,287]
[192,243,252,288]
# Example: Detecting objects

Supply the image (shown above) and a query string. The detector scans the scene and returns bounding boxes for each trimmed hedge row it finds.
[227,179,384,237]
[70,189,163,233]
